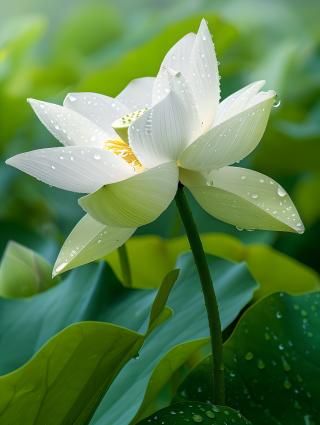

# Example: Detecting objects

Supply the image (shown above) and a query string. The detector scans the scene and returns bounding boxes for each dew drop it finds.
[293,400,302,410]
[278,186,287,197]
[276,311,282,319]
[236,227,244,231]
[206,180,213,186]
[252,193,259,199]
[212,406,221,413]
[257,359,265,369]
[296,223,302,227]
[205,411,215,419]
[69,95,77,102]
[273,94,281,107]
[51,165,55,169]
[245,351,254,361]
[264,333,270,340]
[282,356,291,371]
[283,378,292,389]
[260,178,264,183]
[90,136,96,142]
[241,175,246,180]
[94,154,101,160]
[202,35,206,41]
[192,414,203,423]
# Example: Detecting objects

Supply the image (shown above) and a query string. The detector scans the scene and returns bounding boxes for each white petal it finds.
[152,33,196,105]
[129,71,201,168]
[180,167,304,234]
[6,147,134,193]
[28,99,109,148]
[53,214,136,276]
[179,91,276,172]
[79,161,179,228]
[63,93,131,138]
[116,77,155,112]
[188,19,220,132]
[214,80,266,126]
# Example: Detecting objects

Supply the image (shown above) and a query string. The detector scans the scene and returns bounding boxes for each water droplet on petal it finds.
[202,35,206,41]
[278,186,287,197]
[273,94,281,107]
[241,175,246,180]
[94,154,101,160]
[51,165,55,169]
[252,193,259,199]
[69,95,77,102]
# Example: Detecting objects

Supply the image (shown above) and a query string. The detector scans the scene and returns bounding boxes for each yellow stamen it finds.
[103,138,143,170]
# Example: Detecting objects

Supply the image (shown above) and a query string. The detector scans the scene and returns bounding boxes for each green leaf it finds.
[136,402,249,425]
[0,265,175,424]
[103,234,320,298]
[172,291,320,424]
[0,322,144,425]
[0,255,258,425]
[0,241,60,298]
[148,269,179,330]
[90,255,257,425]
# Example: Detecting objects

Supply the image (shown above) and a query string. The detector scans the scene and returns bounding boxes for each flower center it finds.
[111,108,149,144]
[104,138,143,171]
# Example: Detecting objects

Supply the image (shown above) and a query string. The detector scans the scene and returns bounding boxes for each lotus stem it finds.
[174,183,225,405]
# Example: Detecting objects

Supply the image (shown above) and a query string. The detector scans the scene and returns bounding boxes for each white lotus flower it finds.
[6,19,304,277]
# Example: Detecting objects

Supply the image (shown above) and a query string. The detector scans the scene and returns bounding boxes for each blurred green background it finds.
[1,0,319,273]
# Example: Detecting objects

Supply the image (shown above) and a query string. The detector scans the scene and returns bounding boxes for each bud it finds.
[0,241,60,298]
[111,108,148,144]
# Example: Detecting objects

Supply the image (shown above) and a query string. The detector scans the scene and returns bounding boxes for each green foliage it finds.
[104,234,320,300]
[0,240,60,298]
[172,291,320,424]
[137,402,249,425]
[0,254,258,424]
[0,264,178,424]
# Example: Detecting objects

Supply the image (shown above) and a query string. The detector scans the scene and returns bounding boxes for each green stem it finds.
[174,183,225,405]
[118,243,132,287]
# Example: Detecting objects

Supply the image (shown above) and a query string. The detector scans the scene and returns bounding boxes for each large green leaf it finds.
[0,254,258,425]
[89,254,257,425]
[136,402,249,425]
[104,234,320,300]
[172,291,320,424]
[0,268,178,424]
